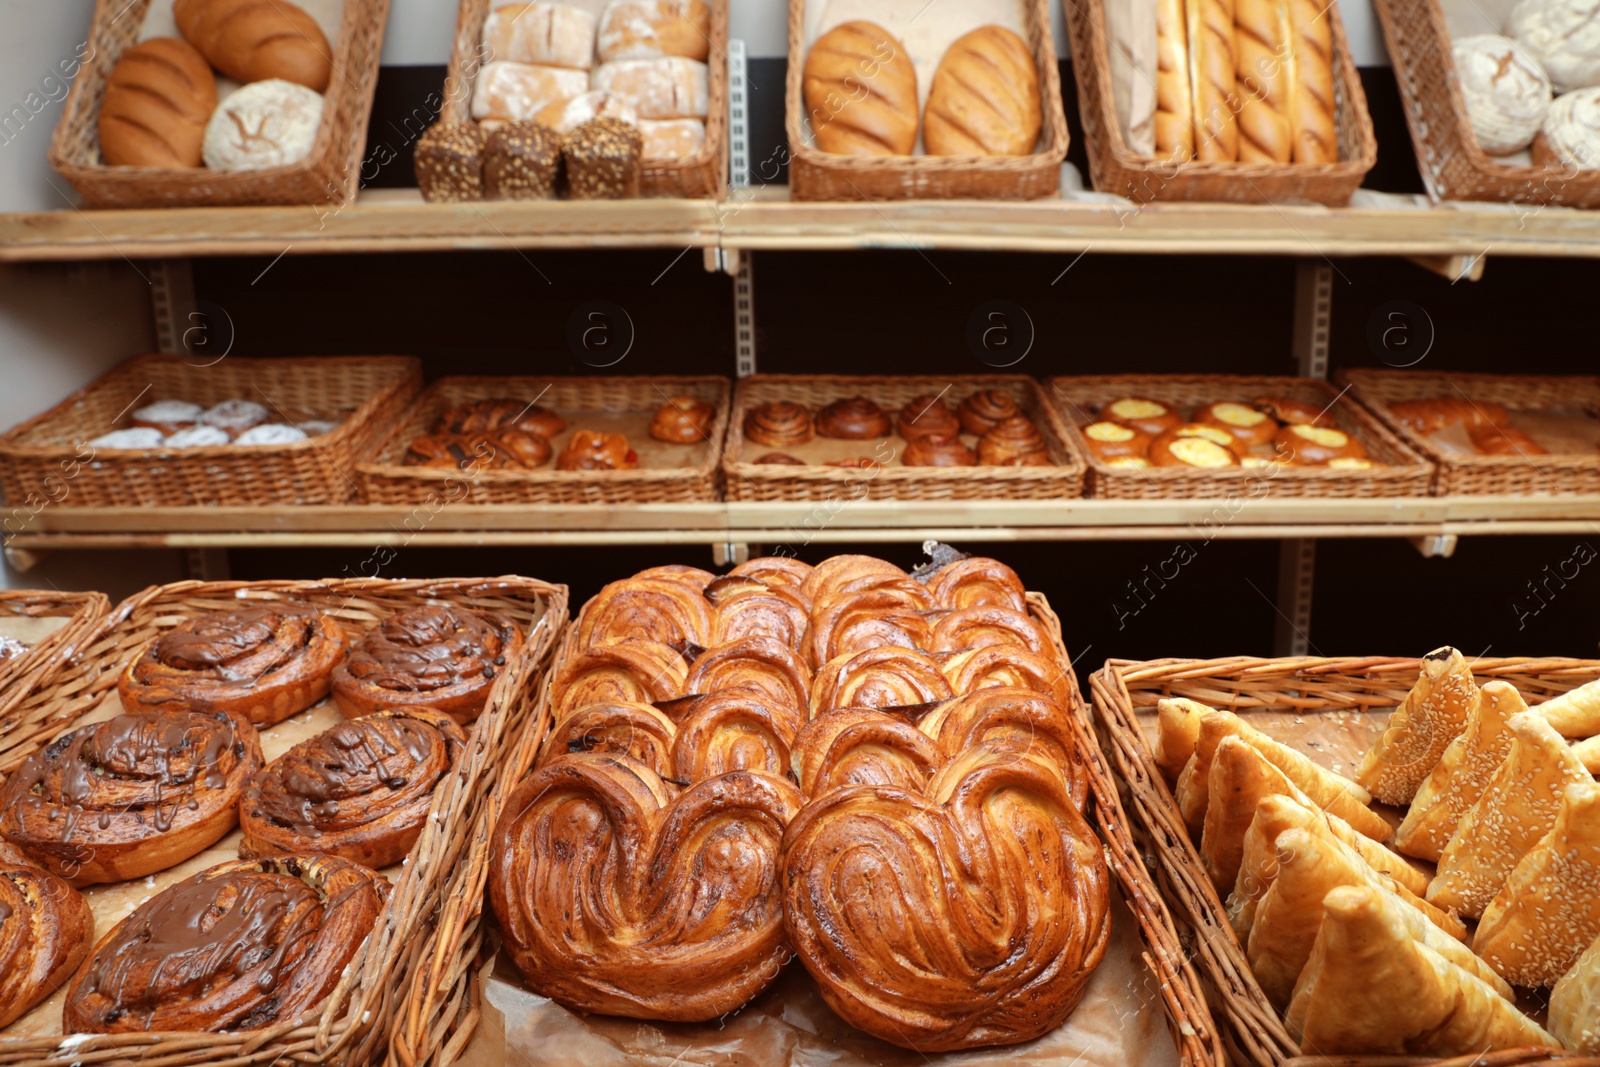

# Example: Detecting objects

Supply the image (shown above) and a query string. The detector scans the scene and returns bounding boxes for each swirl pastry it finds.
[557,430,639,470]
[896,394,962,440]
[815,397,892,439]
[489,755,802,1020]
[809,583,935,667]
[635,564,716,590]
[978,416,1050,466]
[0,708,262,885]
[331,606,524,725]
[744,401,812,447]
[708,578,810,652]
[792,707,943,798]
[927,556,1028,612]
[943,645,1072,705]
[782,742,1110,1050]
[541,701,679,778]
[551,639,688,718]
[649,395,717,443]
[929,606,1049,655]
[684,636,812,712]
[434,398,567,438]
[902,433,976,467]
[118,604,348,727]
[730,554,814,590]
[918,688,1089,809]
[0,846,94,1028]
[673,690,799,781]
[240,708,468,869]
[63,855,388,1033]
[579,577,714,649]
[957,390,1021,435]
[811,646,954,716]
[801,554,909,602]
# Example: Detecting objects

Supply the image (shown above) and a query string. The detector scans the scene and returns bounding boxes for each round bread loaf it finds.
[1533,85,1600,169]
[1507,0,1600,92]
[802,21,918,156]
[1453,34,1552,155]
[923,25,1041,156]
[98,38,217,167]
[174,0,332,92]
[202,80,323,170]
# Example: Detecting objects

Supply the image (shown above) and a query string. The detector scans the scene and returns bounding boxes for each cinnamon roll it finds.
[63,855,388,1033]
[550,639,688,718]
[896,394,962,440]
[489,755,802,1020]
[0,845,94,1028]
[810,645,954,716]
[791,707,943,798]
[744,401,813,447]
[240,708,468,869]
[684,636,812,712]
[902,433,976,467]
[815,396,891,439]
[926,556,1029,613]
[578,577,714,649]
[434,398,567,438]
[801,554,909,602]
[540,701,679,779]
[118,603,347,727]
[557,430,639,470]
[708,578,810,652]
[943,645,1072,705]
[977,416,1050,465]
[958,389,1022,435]
[649,395,716,443]
[929,605,1049,655]
[0,708,262,885]
[331,606,524,725]
[729,554,814,590]
[782,743,1109,1050]
[809,582,935,667]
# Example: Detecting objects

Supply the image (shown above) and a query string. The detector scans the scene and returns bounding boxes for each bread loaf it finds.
[1234,0,1292,162]
[1155,0,1193,160]
[202,79,323,170]
[173,0,332,92]
[1287,0,1337,164]
[98,37,217,167]
[1187,0,1239,160]
[640,117,705,160]
[802,21,918,156]
[533,89,638,133]
[471,61,590,122]
[592,57,709,118]
[922,25,1041,156]
[482,2,597,70]
[597,0,711,63]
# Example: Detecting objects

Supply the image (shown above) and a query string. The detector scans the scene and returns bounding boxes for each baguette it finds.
[1233,0,1292,162]
[1155,0,1194,160]
[1287,0,1337,163]
[1187,0,1238,160]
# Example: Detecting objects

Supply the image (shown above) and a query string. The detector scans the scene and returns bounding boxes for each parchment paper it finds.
[1104,0,1158,154]
[0,615,70,646]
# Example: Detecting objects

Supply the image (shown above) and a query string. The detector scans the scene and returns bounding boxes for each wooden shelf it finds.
[6,187,1600,262]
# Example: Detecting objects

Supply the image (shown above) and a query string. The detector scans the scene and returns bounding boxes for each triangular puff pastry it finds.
[1155,697,1207,782]
[1394,680,1525,862]
[1577,735,1600,775]
[1286,886,1556,1056]
[1538,676,1600,738]
[1550,931,1600,1053]
[1475,779,1600,988]
[1248,828,1467,1008]
[1356,647,1477,806]
[1428,712,1591,919]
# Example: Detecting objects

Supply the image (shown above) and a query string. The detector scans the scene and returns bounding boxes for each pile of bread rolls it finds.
[98,0,331,171]
[1454,0,1600,170]
[1155,648,1600,1056]
[801,21,1041,157]
[1153,0,1337,164]
[1079,394,1378,470]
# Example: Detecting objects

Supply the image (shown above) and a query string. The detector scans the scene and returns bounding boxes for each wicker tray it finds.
[0,590,109,726]
[440,0,728,199]
[357,375,730,505]
[0,354,421,508]
[1373,0,1600,207]
[1089,653,1600,1067]
[1062,0,1375,205]
[0,575,567,1067]
[47,0,388,209]
[1342,369,1600,496]
[784,0,1069,201]
[724,374,1086,502]
[1045,375,1433,499]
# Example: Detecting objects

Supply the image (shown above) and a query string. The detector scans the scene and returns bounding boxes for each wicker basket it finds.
[784,0,1069,201]
[1342,369,1600,496]
[356,375,730,505]
[1090,653,1600,1067]
[0,590,109,725]
[1061,0,1375,204]
[439,0,728,199]
[47,0,388,209]
[725,375,1087,502]
[0,575,567,1067]
[1045,375,1433,499]
[0,354,421,508]
[1373,0,1600,207]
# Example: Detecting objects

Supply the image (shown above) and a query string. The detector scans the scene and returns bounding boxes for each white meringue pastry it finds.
[1508,0,1600,92]
[1454,35,1553,154]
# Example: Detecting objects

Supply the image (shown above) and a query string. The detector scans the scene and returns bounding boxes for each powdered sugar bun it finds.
[235,423,309,445]
[163,425,232,448]
[1534,86,1600,168]
[298,419,339,436]
[1454,35,1553,154]
[199,399,270,436]
[1508,0,1600,92]
[87,427,165,449]
[131,400,203,434]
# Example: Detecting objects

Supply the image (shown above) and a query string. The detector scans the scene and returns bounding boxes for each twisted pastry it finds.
[489,755,802,1020]
[809,583,935,667]
[919,688,1090,809]
[0,845,94,1028]
[649,396,717,443]
[801,554,909,602]
[811,646,954,716]
[815,397,891,439]
[957,390,1022,435]
[540,701,679,779]
[930,606,1049,655]
[792,708,943,798]
[434,399,566,438]
[782,743,1110,1050]
[63,854,388,1033]
[744,401,813,447]
[943,645,1073,706]
[403,430,552,470]
[118,604,347,727]
[977,416,1051,466]
[926,556,1029,612]
[557,430,639,470]
[579,577,714,649]
[729,555,815,589]
[707,577,810,653]
[0,708,262,886]
[673,691,799,782]
[896,394,962,440]
[684,636,812,713]
[635,564,716,590]
[240,708,468,869]
[331,606,524,725]
[550,639,688,718]
[902,434,976,467]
